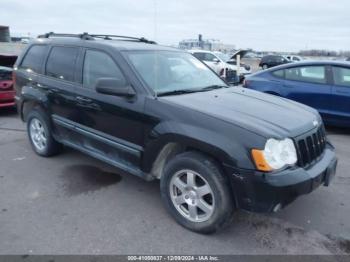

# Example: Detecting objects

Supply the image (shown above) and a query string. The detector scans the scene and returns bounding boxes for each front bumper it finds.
[0,90,15,108]
[226,143,337,213]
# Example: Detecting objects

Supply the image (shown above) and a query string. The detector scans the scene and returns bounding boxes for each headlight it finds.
[252,138,297,171]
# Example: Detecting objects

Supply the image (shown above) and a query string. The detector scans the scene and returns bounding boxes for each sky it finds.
[2,0,350,52]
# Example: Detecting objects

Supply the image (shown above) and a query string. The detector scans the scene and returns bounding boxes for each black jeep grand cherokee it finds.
[14,33,337,233]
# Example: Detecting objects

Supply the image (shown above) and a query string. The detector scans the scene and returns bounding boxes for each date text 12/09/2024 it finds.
[127,256,219,261]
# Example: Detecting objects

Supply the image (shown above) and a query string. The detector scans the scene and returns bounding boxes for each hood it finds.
[229,50,249,60]
[0,54,17,67]
[161,87,320,139]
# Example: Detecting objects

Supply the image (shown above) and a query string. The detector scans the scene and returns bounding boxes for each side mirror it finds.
[95,78,135,97]
[212,58,220,63]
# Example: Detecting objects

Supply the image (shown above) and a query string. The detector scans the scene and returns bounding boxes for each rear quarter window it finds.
[20,45,48,74]
[272,69,284,78]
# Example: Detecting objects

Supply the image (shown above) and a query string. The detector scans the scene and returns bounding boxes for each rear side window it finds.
[46,46,79,81]
[20,45,48,73]
[83,50,125,89]
[192,53,205,60]
[333,67,350,87]
[285,66,326,84]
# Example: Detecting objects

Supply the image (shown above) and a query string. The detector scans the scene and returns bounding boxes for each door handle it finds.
[76,96,92,103]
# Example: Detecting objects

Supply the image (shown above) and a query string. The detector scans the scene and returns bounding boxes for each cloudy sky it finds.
[2,0,350,51]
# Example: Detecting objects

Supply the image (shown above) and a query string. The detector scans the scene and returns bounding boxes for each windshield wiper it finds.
[157,85,229,97]
[157,89,198,97]
[198,85,229,92]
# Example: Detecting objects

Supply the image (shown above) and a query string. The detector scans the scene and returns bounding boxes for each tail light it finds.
[12,70,16,86]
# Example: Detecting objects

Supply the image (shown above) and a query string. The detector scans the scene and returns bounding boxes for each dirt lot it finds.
[0,107,349,255]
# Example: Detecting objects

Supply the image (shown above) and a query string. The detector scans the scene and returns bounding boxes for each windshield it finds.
[126,51,226,94]
[214,52,230,62]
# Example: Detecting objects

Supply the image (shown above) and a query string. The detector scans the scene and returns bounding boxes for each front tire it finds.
[262,64,268,70]
[27,108,62,157]
[160,151,234,234]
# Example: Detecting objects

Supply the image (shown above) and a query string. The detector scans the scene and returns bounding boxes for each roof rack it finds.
[37,32,156,44]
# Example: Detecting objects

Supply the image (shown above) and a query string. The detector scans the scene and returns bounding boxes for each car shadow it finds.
[326,125,350,135]
[0,107,17,117]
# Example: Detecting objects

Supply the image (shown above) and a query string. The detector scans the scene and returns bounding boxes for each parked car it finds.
[14,33,337,234]
[0,66,15,108]
[244,61,350,127]
[284,55,303,62]
[346,57,350,61]
[0,54,19,109]
[259,55,290,69]
[189,50,251,83]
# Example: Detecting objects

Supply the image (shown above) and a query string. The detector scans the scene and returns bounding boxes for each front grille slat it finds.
[295,125,326,168]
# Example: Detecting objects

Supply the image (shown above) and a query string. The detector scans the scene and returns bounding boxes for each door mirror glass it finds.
[95,78,135,97]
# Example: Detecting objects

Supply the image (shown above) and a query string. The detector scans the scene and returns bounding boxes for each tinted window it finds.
[20,45,48,73]
[272,69,284,78]
[46,46,79,81]
[192,52,205,60]
[83,50,125,89]
[285,66,326,84]
[333,67,350,87]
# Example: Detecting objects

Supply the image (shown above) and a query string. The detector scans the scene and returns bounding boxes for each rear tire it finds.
[27,108,62,157]
[160,151,234,234]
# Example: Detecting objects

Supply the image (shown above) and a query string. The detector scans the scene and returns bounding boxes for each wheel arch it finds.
[142,133,241,179]
[20,86,50,121]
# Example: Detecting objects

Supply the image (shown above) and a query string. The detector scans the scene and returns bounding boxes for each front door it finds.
[73,49,145,175]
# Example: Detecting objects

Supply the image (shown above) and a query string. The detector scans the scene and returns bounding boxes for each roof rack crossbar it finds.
[37,32,156,43]
[91,34,156,44]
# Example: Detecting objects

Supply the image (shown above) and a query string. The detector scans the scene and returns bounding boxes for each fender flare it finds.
[141,122,255,173]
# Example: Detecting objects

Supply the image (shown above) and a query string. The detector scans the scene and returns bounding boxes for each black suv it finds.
[14,33,337,234]
[259,55,290,69]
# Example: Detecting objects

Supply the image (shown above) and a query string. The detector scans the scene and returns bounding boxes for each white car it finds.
[188,50,251,82]
[284,55,303,62]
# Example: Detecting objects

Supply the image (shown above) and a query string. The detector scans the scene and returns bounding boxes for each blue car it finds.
[244,61,350,127]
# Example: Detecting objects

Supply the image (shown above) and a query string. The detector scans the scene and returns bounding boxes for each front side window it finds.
[126,51,226,94]
[285,66,326,84]
[46,46,79,81]
[20,45,48,73]
[83,50,125,89]
[333,67,350,87]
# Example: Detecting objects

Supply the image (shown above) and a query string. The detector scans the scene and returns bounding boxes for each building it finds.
[179,34,235,53]
[0,26,11,42]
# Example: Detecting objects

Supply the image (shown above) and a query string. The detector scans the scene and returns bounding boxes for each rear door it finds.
[330,66,350,126]
[41,45,80,138]
[283,65,333,118]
